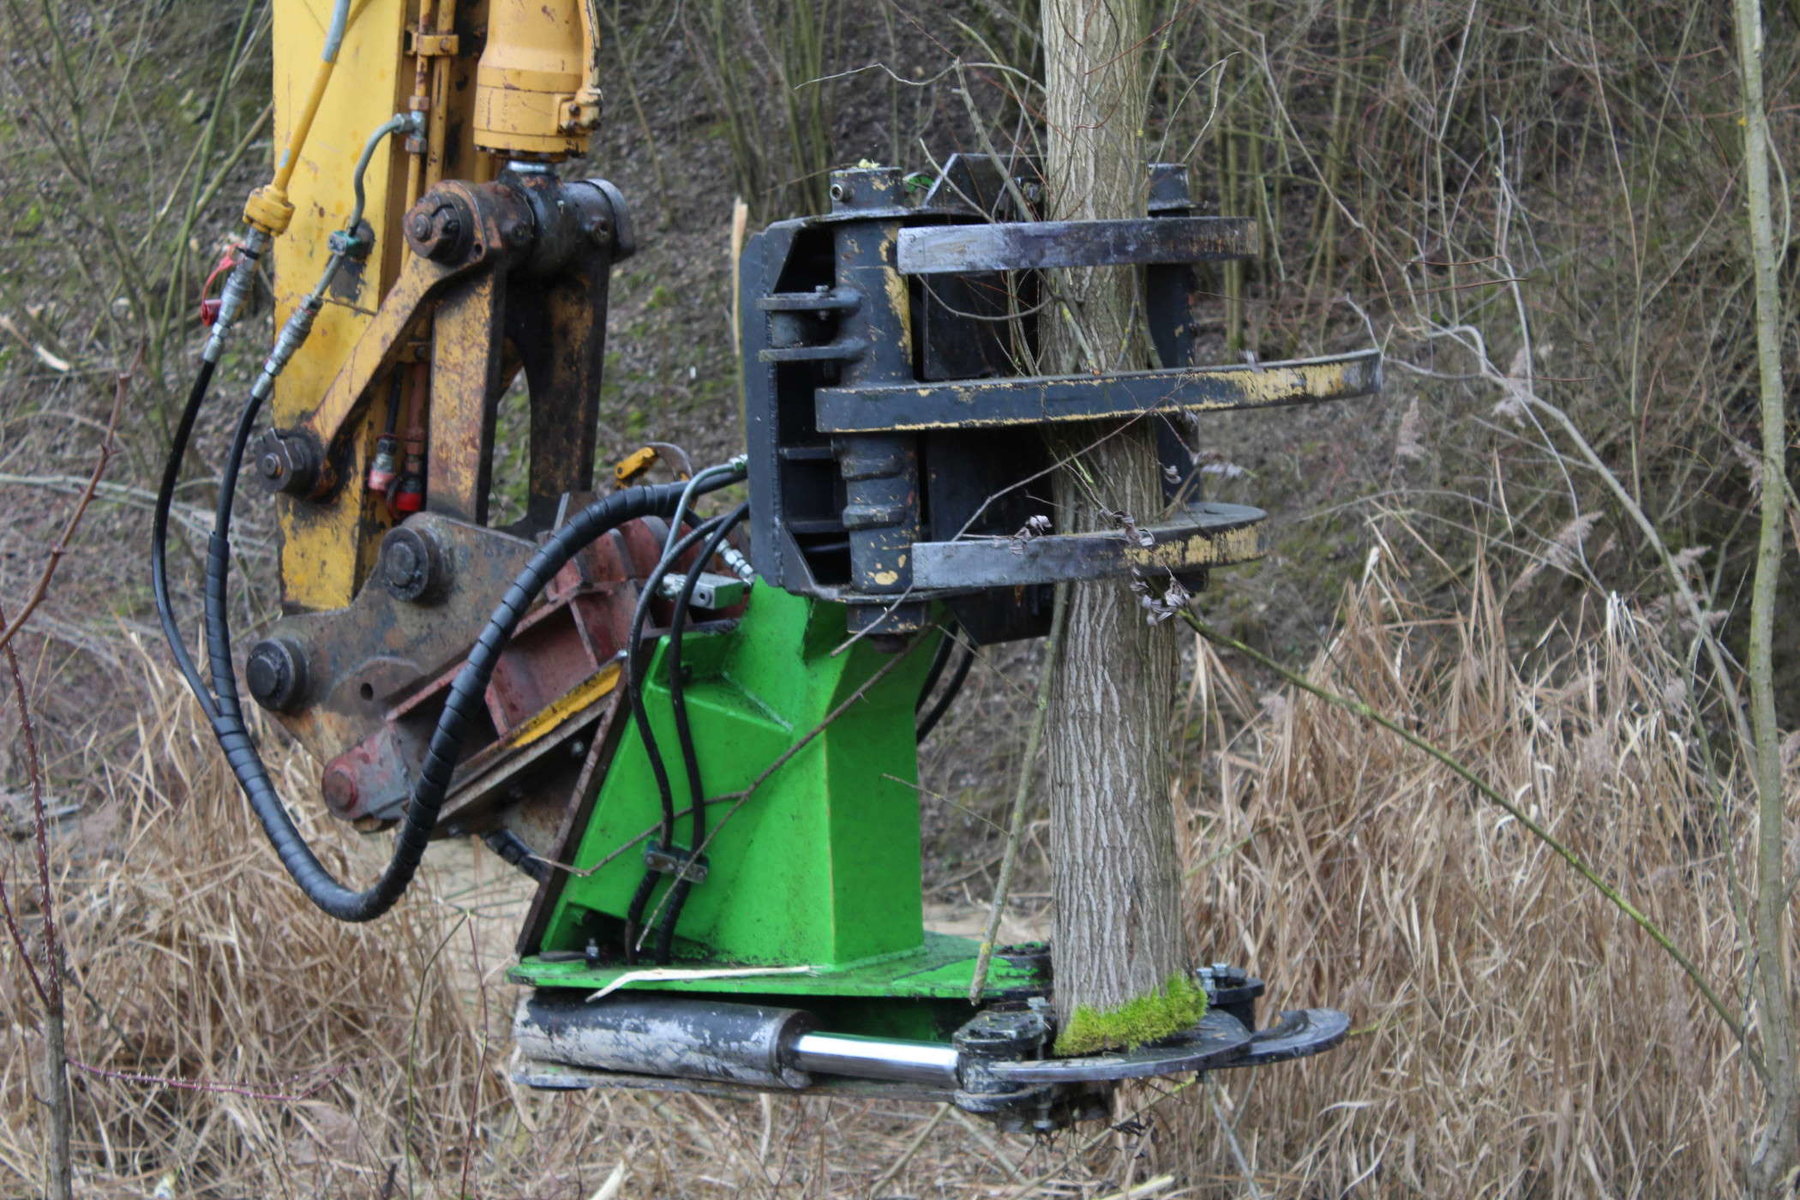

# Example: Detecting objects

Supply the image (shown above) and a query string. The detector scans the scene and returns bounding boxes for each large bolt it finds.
[245,638,308,712]
[404,194,474,263]
[380,525,449,604]
[253,430,322,497]
[321,763,361,819]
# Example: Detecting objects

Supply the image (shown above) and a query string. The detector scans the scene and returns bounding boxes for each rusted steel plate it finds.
[816,348,1382,433]
[896,216,1257,275]
[911,501,1266,590]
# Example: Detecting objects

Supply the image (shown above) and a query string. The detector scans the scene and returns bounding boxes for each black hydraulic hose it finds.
[626,513,732,849]
[199,466,692,922]
[916,628,955,714]
[667,503,749,837]
[621,510,734,960]
[205,390,268,725]
[151,358,221,720]
[621,871,659,967]
[655,501,751,963]
[915,633,976,743]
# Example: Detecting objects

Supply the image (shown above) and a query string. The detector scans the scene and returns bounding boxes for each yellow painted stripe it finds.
[505,660,623,749]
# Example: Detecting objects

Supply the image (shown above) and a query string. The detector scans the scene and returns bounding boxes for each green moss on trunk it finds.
[1053,972,1207,1056]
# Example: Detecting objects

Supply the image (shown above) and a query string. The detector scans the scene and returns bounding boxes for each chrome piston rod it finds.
[515,992,963,1089]
[789,1031,961,1087]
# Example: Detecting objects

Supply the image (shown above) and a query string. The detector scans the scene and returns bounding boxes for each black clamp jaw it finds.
[738,154,1383,640]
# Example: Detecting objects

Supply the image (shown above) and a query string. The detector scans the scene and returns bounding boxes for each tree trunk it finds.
[1731,0,1796,1191]
[1040,0,1197,1055]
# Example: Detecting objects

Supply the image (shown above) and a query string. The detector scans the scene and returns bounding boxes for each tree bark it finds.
[1040,0,1195,1055]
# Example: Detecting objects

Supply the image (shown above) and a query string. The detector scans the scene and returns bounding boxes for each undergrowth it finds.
[1172,530,1756,1195]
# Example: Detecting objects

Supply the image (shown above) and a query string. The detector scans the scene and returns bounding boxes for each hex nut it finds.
[381,525,450,604]
[245,638,308,712]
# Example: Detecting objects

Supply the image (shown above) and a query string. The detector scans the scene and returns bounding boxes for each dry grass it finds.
[1170,533,1755,1196]
[0,643,1164,1198]
[3,525,1771,1196]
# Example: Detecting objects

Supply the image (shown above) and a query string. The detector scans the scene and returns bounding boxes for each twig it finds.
[632,638,927,949]
[995,1076,1200,1199]
[969,593,1067,1001]
[1729,0,1796,1183]
[460,917,487,1200]
[1179,608,1759,1079]
[66,1060,348,1103]
[0,359,127,658]
[946,1106,1024,1181]
[0,595,71,1200]
[868,1102,952,1194]
[1093,1173,1176,1200]
[1206,1076,1263,1199]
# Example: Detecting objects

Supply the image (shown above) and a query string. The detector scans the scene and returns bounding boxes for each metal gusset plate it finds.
[986,1011,1254,1083]
[815,348,1383,433]
[1215,1008,1350,1069]
[896,216,1258,275]
[912,501,1267,590]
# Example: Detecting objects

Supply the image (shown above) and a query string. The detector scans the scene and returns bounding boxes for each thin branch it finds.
[66,1060,348,1103]
[0,357,128,658]
[0,590,71,1200]
[631,637,928,946]
[969,593,1067,1001]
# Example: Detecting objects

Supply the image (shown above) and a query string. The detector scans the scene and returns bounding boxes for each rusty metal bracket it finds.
[407,30,460,56]
[266,183,523,497]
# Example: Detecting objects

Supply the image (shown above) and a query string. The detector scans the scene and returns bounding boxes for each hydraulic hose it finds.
[916,634,975,742]
[151,359,221,720]
[662,457,747,560]
[159,109,418,731]
[620,508,738,961]
[198,477,694,922]
[655,501,752,962]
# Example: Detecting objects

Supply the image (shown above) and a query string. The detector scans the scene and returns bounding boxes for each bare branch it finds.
[0,356,129,658]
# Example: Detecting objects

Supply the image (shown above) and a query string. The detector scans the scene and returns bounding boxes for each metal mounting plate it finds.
[815,348,1383,433]
[912,501,1267,589]
[896,216,1258,275]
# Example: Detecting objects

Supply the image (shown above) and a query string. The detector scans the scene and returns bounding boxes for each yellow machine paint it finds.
[267,0,586,609]
[473,0,601,159]
[270,0,412,609]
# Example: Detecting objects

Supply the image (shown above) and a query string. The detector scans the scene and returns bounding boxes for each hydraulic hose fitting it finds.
[392,465,426,513]
[243,184,297,238]
[202,227,271,363]
[720,545,758,583]
[367,434,400,495]
[252,295,325,402]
